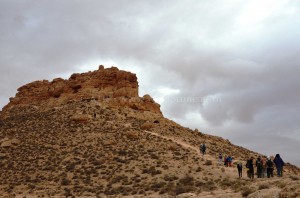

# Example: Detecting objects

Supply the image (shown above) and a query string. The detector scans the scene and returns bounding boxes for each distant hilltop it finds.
[2,65,162,115]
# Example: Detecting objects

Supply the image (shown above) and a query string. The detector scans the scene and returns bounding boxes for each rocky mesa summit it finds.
[2,65,161,116]
[0,66,300,198]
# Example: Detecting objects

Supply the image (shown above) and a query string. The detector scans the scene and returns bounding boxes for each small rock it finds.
[140,121,153,130]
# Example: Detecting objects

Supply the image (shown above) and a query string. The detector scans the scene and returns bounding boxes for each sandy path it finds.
[144,130,216,161]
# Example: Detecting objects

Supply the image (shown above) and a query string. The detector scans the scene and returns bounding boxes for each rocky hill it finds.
[0,66,299,198]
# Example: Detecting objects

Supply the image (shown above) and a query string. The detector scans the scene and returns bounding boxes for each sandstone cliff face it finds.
[2,66,162,115]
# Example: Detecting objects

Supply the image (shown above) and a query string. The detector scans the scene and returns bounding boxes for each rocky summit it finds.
[0,66,299,198]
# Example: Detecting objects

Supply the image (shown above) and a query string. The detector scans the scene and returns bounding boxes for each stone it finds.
[71,114,91,123]
[11,138,21,145]
[1,141,12,147]
[0,138,20,147]
[140,121,153,130]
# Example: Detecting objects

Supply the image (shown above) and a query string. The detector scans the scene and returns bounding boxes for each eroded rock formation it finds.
[2,65,162,115]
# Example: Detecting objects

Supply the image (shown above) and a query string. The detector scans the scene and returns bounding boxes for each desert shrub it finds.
[219,178,232,189]
[110,175,128,184]
[142,166,162,176]
[196,167,202,172]
[290,175,300,181]
[113,157,126,163]
[159,182,175,195]
[150,153,159,159]
[61,178,71,186]
[231,180,245,192]
[276,181,287,188]
[204,160,212,166]
[175,185,196,195]
[64,188,73,197]
[241,186,255,197]
[104,186,133,195]
[168,145,177,151]
[178,175,194,186]
[92,159,102,166]
[164,175,178,182]
[151,182,166,191]
[27,183,36,189]
[203,176,209,181]
[258,184,270,190]
[202,181,217,191]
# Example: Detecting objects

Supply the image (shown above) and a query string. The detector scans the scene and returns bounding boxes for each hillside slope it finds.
[0,66,299,198]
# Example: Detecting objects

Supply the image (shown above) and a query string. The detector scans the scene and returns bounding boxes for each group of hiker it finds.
[220,154,233,167]
[243,154,285,179]
[199,144,285,179]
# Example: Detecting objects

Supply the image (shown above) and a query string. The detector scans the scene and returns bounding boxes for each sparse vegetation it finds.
[241,186,256,197]
[258,184,270,190]
[204,160,212,165]
[61,178,71,186]
[290,175,300,181]
[276,181,287,188]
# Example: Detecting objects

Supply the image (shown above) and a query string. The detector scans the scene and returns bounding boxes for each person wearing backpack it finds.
[218,153,223,166]
[200,143,206,157]
[228,156,233,167]
[224,156,229,167]
[266,156,274,178]
[273,154,284,177]
[256,156,263,178]
[246,157,254,179]
[237,162,243,178]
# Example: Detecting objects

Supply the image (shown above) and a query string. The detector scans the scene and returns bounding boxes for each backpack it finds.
[246,160,253,168]
[267,160,273,168]
[256,160,262,168]
[200,144,206,151]
[237,163,242,169]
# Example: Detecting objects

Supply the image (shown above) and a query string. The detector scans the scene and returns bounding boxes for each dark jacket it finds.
[237,163,243,170]
[273,154,284,168]
[266,159,274,168]
[256,158,263,169]
[246,159,254,170]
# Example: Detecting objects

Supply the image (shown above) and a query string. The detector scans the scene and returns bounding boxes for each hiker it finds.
[256,156,263,178]
[273,154,284,177]
[246,157,254,179]
[218,153,223,166]
[200,143,206,157]
[237,162,243,178]
[228,156,233,167]
[266,156,274,178]
[261,156,267,178]
[224,156,228,167]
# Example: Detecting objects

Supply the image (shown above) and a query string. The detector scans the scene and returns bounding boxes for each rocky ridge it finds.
[0,66,299,198]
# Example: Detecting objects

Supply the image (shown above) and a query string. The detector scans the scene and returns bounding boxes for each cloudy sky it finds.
[1,0,300,165]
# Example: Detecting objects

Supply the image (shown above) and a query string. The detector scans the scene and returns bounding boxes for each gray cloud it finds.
[1,0,300,165]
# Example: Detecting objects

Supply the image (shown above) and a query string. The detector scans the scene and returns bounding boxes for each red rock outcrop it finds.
[2,65,162,115]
